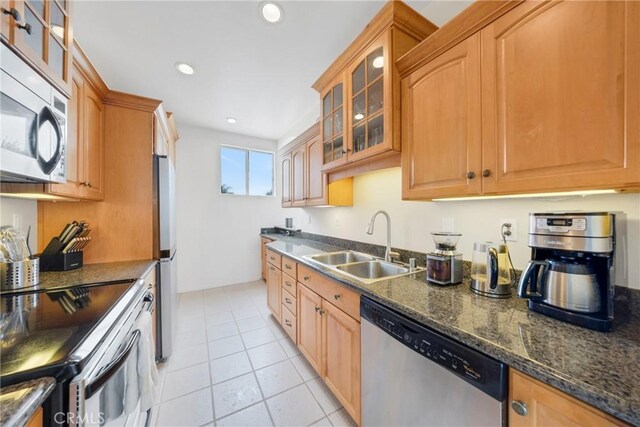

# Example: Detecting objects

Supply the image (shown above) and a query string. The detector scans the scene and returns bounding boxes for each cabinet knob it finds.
[334,294,341,300]
[466,171,476,180]
[319,309,326,315]
[285,297,291,304]
[86,181,93,188]
[18,22,32,34]
[315,307,320,312]
[482,169,492,178]
[2,7,20,20]
[285,265,291,270]
[303,276,310,281]
[285,319,292,327]
[511,400,528,416]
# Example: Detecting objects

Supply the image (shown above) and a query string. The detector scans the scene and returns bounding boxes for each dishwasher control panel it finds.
[361,297,507,401]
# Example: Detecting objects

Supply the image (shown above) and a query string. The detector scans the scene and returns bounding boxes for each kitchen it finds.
[1,0,639,426]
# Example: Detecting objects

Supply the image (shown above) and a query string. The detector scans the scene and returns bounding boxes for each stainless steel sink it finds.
[303,252,424,284]
[336,260,410,279]
[308,251,375,265]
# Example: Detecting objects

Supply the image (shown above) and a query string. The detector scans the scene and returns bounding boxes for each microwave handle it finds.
[84,329,140,399]
[32,105,63,174]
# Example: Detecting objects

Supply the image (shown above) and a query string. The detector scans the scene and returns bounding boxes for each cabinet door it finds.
[291,145,306,206]
[509,370,623,427]
[481,0,640,194]
[297,283,322,374]
[267,264,281,321]
[347,33,393,164]
[401,34,482,200]
[306,134,328,206]
[82,83,105,200]
[320,81,348,170]
[261,238,272,281]
[48,67,84,198]
[281,153,292,207]
[322,300,361,425]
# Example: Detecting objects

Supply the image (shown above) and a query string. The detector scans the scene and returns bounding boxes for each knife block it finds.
[40,237,84,271]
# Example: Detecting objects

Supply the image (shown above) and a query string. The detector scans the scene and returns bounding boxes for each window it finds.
[220,146,274,196]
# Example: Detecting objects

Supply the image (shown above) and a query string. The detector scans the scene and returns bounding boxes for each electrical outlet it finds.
[442,217,454,232]
[500,218,517,242]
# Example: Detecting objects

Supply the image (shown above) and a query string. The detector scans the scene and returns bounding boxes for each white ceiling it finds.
[73,1,471,141]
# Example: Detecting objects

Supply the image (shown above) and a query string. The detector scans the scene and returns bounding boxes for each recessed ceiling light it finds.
[260,2,283,23]
[354,113,364,120]
[175,62,195,75]
[372,56,384,69]
[226,117,237,124]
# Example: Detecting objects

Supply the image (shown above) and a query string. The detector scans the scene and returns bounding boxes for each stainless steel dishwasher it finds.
[361,297,507,426]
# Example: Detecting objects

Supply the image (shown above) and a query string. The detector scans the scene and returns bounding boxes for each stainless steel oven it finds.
[0,43,67,183]
[67,280,155,427]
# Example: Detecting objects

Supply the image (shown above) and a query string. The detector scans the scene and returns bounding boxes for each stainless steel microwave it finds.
[1,44,67,183]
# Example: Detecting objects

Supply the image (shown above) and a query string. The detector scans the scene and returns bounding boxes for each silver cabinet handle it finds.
[511,400,528,416]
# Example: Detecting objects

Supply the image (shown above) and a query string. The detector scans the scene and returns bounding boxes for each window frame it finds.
[219,144,275,197]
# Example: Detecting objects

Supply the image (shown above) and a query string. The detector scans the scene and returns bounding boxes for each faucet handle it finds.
[389,251,401,263]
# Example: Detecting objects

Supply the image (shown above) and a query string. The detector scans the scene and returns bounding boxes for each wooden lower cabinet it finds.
[25,407,43,427]
[297,282,361,425]
[509,370,626,427]
[322,299,361,424]
[297,283,323,374]
[261,237,273,280]
[266,264,281,321]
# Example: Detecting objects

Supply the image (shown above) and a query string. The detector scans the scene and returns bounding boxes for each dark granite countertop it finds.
[1,259,157,296]
[261,232,640,425]
[0,377,55,426]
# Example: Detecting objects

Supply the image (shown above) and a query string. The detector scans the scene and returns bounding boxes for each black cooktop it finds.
[0,281,135,386]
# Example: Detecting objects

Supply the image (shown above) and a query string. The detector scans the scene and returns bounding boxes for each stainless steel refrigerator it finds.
[154,155,177,360]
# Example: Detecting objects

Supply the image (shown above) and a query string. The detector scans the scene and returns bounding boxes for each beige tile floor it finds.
[150,280,358,427]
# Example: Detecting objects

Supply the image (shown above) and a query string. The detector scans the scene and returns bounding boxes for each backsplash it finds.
[0,197,37,251]
[278,167,640,289]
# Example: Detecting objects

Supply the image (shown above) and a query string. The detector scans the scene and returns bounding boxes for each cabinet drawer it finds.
[282,257,297,279]
[267,249,281,268]
[281,273,296,294]
[282,288,297,315]
[281,305,297,344]
[298,264,360,320]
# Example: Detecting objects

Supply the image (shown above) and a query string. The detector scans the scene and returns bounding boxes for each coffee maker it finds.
[518,212,619,331]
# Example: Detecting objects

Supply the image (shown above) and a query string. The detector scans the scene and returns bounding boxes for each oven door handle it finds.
[84,329,140,399]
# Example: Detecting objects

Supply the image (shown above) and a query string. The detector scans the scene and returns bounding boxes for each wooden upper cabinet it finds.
[47,62,104,200]
[81,81,104,200]
[281,153,292,207]
[402,34,482,200]
[509,369,625,427]
[1,0,11,40]
[7,0,73,96]
[481,0,640,194]
[306,133,328,206]
[313,1,438,176]
[321,80,347,170]
[291,144,306,206]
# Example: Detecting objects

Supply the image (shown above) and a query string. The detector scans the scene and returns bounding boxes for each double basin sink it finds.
[303,251,424,284]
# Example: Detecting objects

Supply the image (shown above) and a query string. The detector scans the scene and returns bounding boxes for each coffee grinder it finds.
[517,212,622,332]
[426,232,463,285]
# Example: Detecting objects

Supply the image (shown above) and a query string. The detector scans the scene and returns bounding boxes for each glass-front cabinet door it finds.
[321,80,347,170]
[347,38,390,162]
[11,0,72,95]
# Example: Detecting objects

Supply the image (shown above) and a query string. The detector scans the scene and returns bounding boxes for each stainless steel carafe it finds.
[518,258,601,313]
[469,242,512,298]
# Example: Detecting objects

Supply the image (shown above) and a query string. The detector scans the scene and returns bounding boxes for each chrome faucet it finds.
[366,210,400,263]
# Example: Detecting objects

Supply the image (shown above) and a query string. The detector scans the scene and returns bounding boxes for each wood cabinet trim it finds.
[313,0,437,92]
[397,0,523,77]
[72,40,109,98]
[103,90,163,112]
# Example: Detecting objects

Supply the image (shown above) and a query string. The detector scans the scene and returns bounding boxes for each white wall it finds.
[176,124,288,293]
[282,168,640,289]
[0,197,38,250]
